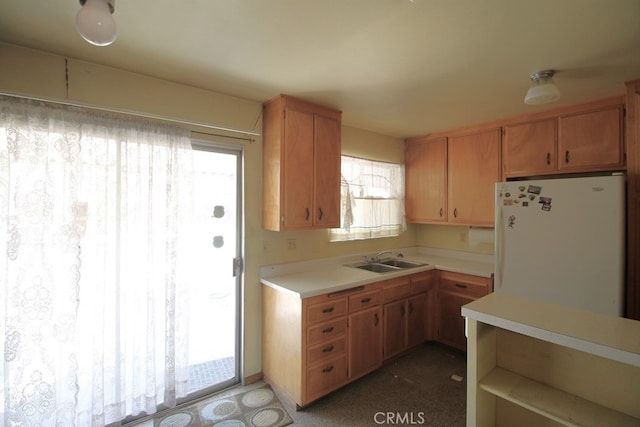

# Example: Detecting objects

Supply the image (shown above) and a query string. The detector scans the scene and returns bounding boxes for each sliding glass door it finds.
[184,142,243,398]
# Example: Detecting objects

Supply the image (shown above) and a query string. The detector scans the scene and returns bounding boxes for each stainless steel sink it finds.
[378,259,426,269]
[344,258,428,273]
[352,263,400,273]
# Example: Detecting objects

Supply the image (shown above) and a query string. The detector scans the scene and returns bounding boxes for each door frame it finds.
[182,140,244,401]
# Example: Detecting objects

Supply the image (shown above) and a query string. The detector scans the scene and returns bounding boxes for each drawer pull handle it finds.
[439,208,444,217]
[361,297,371,303]
[455,283,468,289]
[546,152,551,165]
[322,345,334,353]
[305,207,310,221]
[453,208,458,218]
[374,313,379,326]
[322,365,334,373]
[401,305,406,316]
[565,150,570,163]
[318,207,323,220]
[322,307,335,314]
[322,326,334,334]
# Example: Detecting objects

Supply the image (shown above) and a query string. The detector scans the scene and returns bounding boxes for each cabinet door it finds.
[558,106,624,172]
[314,114,341,228]
[407,293,428,348]
[348,306,382,380]
[448,129,501,226]
[383,299,407,360]
[503,118,557,177]
[405,138,447,223]
[438,290,474,351]
[283,108,315,229]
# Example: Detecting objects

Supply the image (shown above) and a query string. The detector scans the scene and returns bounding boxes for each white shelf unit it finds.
[463,293,640,427]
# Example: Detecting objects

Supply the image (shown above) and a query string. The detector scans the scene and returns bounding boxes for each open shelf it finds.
[479,367,640,427]
[463,293,640,427]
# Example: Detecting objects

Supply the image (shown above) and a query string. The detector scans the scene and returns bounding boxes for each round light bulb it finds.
[75,0,117,46]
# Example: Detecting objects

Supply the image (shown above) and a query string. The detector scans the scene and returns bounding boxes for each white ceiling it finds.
[1,0,640,138]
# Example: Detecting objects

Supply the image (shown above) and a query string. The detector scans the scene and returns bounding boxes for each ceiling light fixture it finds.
[76,0,117,47]
[524,70,560,105]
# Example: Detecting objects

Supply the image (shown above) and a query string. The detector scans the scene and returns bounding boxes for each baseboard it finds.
[243,371,263,385]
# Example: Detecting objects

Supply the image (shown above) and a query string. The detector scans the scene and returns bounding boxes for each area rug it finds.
[153,384,293,427]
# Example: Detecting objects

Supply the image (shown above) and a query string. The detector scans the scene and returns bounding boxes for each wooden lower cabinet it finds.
[262,269,436,408]
[382,271,435,360]
[407,293,429,347]
[436,271,492,352]
[383,298,408,359]
[348,305,382,380]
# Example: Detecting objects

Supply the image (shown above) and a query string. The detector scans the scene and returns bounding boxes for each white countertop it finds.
[260,247,494,298]
[462,292,640,368]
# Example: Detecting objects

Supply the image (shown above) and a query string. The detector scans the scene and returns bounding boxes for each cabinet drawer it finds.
[382,281,411,303]
[307,317,347,346]
[307,298,348,324]
[349,289,381,312]
[439,276,489,297]
[307,336,346,366]
[306,355,347,401]
[410,272,434,295]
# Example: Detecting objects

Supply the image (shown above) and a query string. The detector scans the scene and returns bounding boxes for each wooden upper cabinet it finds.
[447,129,501,226]
[405,137,447,223]
[502,100,625,178]
[313,114,341,228]
[262,95,342,231]
[558,105,624,173]
[503,118,557,177]
[283,108,315,229]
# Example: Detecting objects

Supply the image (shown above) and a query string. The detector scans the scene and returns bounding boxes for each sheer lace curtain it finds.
[0,96,194,426]
[330,155,406,241]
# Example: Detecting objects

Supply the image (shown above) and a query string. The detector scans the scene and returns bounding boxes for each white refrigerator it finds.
[494,174,625,316]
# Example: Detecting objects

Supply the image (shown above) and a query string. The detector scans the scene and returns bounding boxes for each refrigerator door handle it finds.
[495,188,504,289]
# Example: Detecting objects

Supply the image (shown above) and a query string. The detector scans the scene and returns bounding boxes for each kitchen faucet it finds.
[368,250,393,263]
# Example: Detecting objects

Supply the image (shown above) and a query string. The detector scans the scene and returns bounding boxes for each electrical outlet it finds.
[287,238,297,250]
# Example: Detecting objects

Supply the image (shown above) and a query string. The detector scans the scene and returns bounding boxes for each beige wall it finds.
[415,224,494,255]
[0,42,488,381]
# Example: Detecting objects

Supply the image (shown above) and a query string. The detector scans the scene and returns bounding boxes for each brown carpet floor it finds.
[282,342,467,427]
